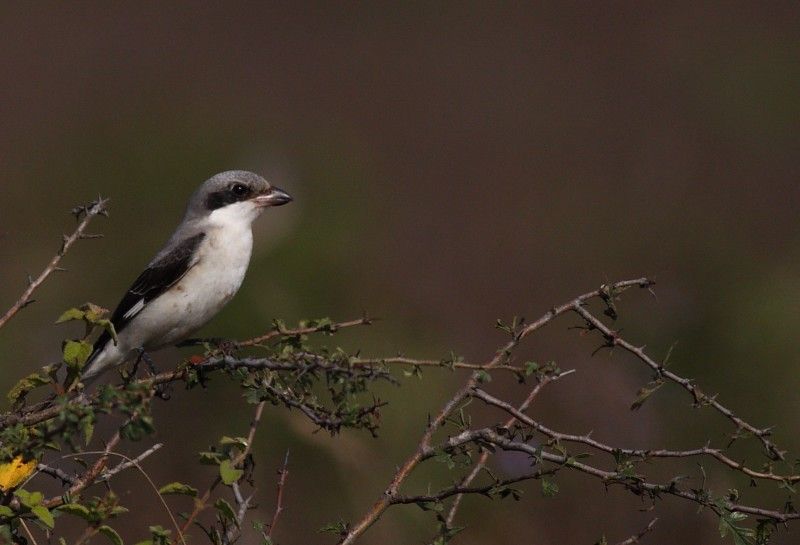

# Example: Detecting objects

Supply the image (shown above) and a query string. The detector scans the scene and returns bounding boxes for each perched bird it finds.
[80,170,292,383]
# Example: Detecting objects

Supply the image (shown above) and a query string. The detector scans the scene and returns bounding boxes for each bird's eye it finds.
[231,183,249,197]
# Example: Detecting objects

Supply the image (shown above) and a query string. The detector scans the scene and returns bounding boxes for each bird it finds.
[80,170,292,384]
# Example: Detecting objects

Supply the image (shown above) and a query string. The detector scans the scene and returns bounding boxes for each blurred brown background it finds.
[1,3,799,544]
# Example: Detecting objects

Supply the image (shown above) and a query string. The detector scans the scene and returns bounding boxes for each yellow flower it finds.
[0,456,37,491]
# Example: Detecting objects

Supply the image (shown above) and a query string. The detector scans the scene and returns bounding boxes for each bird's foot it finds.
[126,348,170,399]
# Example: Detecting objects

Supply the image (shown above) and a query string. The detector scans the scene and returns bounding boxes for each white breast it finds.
[131,201,258,349]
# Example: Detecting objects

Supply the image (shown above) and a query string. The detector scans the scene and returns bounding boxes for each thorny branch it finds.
[338,278,797,545]
[0,198,108,330]
[572,304,786,461]
[339,278,654,545]
[3,274,798,545]
[616,518,658,545]
[443,368,576,529]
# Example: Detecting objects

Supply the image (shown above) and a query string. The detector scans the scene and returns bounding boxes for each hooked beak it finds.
[254,186,293,207]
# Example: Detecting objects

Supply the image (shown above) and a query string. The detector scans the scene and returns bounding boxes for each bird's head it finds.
[186,170,293,225]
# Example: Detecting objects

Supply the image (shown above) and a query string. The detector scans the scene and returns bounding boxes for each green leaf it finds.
[95,319,118,344]
[214,498,237,523]
[57,503,92,520]
[31,505,54,528]
[99,525,124,545]
[14,489,43,507]
[63,340,93,368]
[719,510,755,545]
[158,482,198,497]
[7,369,54,403]
[541,478,559,498]
[630,378,665,411]
[219,460,243,485]
[220,436,249,448]
[55,308,86,324]
[81,419,95,446]
[198,451,222,465]
[0,505,14,517]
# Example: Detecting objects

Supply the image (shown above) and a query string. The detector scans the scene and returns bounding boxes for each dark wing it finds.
[91,232,205,352]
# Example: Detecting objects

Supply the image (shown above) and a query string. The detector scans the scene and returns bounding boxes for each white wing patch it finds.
[122,298,145,320]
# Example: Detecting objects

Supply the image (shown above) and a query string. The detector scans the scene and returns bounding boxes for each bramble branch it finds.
[0,198,108,330]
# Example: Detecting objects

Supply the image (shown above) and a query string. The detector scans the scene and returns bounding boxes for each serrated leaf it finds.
[158,482,198,497]
[541,478,559,498]
[220,436,249,448]
[219,460,243,485]
[99,525,124,545]
[63,340,93,368]
[630,378,665,411]
[82,303,108,323]
[55,308,86,324]
[14,489,43,507]
[58,503,92,520]
[7,370,54,404]
[198,451,222,465]
[214,498,237,523]
[31,505,54,528]
[95,319,118,344]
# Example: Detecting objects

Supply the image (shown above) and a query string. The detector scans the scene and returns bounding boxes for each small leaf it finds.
[99,525,124,545]
[7,370,54,404]
[158,482,198,497]
[220,436,249,448]
[198,451,222,465]
[63,340,93,368]
[541,478,559,498]
[630,378,665,411]
[214,498,237,524]
[0,505,14,517]
[14,489,43,507]
[31,505,54,528]
[95,319,118,344]
[58,503,92,520]
[55,308,86,324]
[219,460,243,485]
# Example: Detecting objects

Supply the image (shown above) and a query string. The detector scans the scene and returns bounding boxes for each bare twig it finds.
[432,428,800,523]
[268,449,290,540]
[471,388,800,483]
[41,429,122,508]
[98,442,163,482]
[238,317,372,348]
[572,304,786,461]
[616,518,658,545]
[339,278,653,545]
[0,198,108,330]
[444,369,576,528]
[175,400,268,543]
[36,462,77,486]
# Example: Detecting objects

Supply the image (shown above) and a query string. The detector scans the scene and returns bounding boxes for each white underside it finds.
[83,201,261,380]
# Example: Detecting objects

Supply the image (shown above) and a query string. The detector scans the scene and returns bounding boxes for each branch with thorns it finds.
[1,200,796,545]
